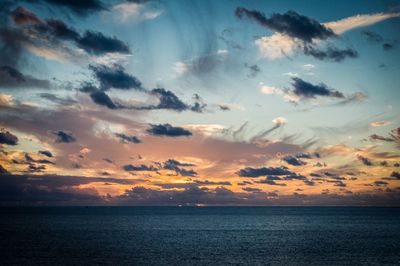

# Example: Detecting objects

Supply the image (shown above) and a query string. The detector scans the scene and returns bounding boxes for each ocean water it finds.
[0,207,399,265]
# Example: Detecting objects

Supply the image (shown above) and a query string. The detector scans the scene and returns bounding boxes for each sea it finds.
[0,207,399,265]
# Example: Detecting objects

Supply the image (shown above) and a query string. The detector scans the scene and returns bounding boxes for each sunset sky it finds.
[0,0,399,205]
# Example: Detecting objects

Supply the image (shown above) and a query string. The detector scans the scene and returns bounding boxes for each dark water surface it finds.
[0,207,399,265]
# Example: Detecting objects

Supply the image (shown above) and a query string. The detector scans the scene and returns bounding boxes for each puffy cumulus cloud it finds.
[147,124,192,137]
[89,90,120,109]
[0,94,14,107]
[89,64,142,91]
[291,77,344,99]
[52,130,76,143]
[272,117,287,126]
[111,1,163,23]
[0,128,18,145]
[0,65,50,89]
[243,8,400,61]
[282,155,306,166]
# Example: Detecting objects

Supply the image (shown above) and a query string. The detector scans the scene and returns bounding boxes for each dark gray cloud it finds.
[0,129,18,145]
[245,63,261,78]
[242,187,263,192]
[303,45,358,62]
[147,123,192,137]
[235,8,335,42]
[237,166,294,177]
[1,6,130,67]
[256,179,287,186]
[369,134,394,142]
[0,65,50,89]
[163,159,197,177]
[89,90,119,109]
[89,64,142,91]
[282,155,306,166]
[0,164,9,174]
[357,155,373,166]
[77,31,130,55]
[25,153,54,165]
[122,164,158,172]
[115,133,141,144]
[38,150,53,157]
[42,0,107,16]
[52,130,76,143]
[0,173,141,205]
[11,6,41,25]
[39,93,77,105]
[194,180,231,186]
[362,30,396,51]
[291,77,344,99]
[138,88,206,113]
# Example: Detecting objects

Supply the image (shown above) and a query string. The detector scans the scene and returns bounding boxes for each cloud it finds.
[142,88,189,111]
[111,1,162,23]
[369,121,391,127]
[282,155,306,166]
[248,10,400,60]
[115,133,141,144]
[163,159,197,177]
[11,6,42,25]
[175,50,229,77]
[256,179,287,186]
[1,7,130,66]
[291,77,344,98]
[122,164,158,172]
[147,124,192,137]
[0,94,14,107]
[0,173,143,205]
[89,90,119,109]
[38,150,53,157]
[272,116,287,126]
[303,45,358,62]
[52,130,76,143]
[324,12,400,35]
[235,8,335,42]
[242,187,263,193]
[369,134,394,142]
[42,0,107,16]
[77,31,130,55]
[0,128,18,145]
[362,30,396,51]
[89,64,142,90]
[357,155,373,166]
[39,93,77,105]
[245,64,261,78]
[0,65,50,89]
[261,78,365,105]
[237,166,294,177]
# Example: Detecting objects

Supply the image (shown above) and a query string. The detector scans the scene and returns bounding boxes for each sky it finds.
[0,0,399,206]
